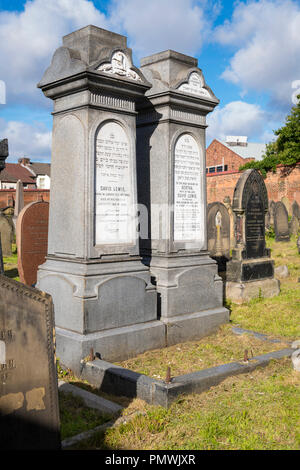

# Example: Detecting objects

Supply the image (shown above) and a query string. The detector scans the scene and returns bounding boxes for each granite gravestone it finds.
[17,201,49,286]
[207,202,230,273]
[274,201,290,242]
[36,26,162,371]
[226,169,280,303]
[0,211,13,256]
[0,275,60,449]
[136,50,228,345]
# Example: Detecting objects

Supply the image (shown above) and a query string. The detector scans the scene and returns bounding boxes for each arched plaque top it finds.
[232,169,268,212]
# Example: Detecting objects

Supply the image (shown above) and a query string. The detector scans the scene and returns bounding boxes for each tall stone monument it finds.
[136,51,229,344]
[36,26,164,371]
[226,169,280,303]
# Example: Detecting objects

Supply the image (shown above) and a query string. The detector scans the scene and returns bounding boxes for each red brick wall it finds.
[206,139,254,173]
[0,189,50,208]
[206,164,300,208]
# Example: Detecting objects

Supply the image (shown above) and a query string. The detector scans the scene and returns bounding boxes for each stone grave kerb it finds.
[36,25,165,372]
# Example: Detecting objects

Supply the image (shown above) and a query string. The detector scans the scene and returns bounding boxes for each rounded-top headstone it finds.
[16,201,49,286]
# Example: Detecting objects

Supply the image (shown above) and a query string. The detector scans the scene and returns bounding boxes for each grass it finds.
[2,243,19,280]
[59,391,111,440]
[3,236,300,449]
[69,358,300,450]
[115,324,289,379]
[64,235,300,450]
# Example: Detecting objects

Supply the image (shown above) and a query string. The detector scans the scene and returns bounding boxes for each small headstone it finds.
[0,275,60,449]
[281,196,291,215]
[269,200,275,226]
[0,211,13,256]
[289,216,299,236]
[207,202,230,272]
[292,201,300,221]
[274,201,290,242]
[16,201,49,286]
[297,236,300,254]
[274,265,289,279]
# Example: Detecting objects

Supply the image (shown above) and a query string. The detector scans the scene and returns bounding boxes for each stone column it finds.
[136,51,229,345]
[36,26,164,372]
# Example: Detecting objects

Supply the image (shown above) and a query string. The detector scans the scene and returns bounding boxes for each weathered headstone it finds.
[223,196,235,249]
[0,275,60,449]
[274,201,290,242]
[269,200,275,226]
[226,169,280,303]
[136,50,228,345]
[297,236,300,254]
[0,211,13,256]
[289,216,299,236]
[292,200,300,222]
[16,201,49,286]
[36,26,162,371]
[207,202,230,272]
[281,196,291,215]
[14,179,24,218]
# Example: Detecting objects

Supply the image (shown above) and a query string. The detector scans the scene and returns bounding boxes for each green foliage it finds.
[239,97,300,175]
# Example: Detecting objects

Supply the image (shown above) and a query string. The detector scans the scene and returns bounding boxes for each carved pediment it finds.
[177,72,211,97]
[97,51,141,82]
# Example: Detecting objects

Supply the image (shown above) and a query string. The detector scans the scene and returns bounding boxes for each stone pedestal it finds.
[226,169,280,303]
[136,51,229,342]
[36,26,164,373]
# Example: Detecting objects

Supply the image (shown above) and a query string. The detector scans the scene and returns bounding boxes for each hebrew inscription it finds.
[95,121,135,245]
[174,134,203,242]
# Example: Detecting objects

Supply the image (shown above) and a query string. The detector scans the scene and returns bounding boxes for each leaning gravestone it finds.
[226,169,280,303]
[0,211,13,256]
[16,201,49,286]
[207,202,230,273]
[274,201,290,242]
[0,275,60,449]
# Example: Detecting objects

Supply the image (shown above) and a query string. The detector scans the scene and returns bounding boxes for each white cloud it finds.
[214,0,300,107]
[0,0,108,106]
[0,118,52,162]
[206,100,268,142]
[109,0,209,57]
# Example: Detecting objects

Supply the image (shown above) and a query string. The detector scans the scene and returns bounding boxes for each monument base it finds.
[55,321,165,375]
[148,254,226,319]
[226,278,280,304]
[162,307,230,346]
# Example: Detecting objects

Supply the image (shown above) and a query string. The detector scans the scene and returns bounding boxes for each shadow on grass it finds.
[4,267,19,279]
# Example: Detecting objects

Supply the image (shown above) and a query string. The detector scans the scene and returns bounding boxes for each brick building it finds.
[206,136,267,174]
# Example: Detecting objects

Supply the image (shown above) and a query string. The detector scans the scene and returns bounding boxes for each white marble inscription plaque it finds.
[174,134,204,242]
[95,121,135,244]
[178,72,210,97]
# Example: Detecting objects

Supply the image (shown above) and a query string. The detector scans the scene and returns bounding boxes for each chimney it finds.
[18,157,31,166]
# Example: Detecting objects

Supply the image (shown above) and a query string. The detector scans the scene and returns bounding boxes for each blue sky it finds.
[0,0,299,162]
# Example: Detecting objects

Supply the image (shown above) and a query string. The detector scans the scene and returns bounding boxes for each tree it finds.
[239,96,300,177]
